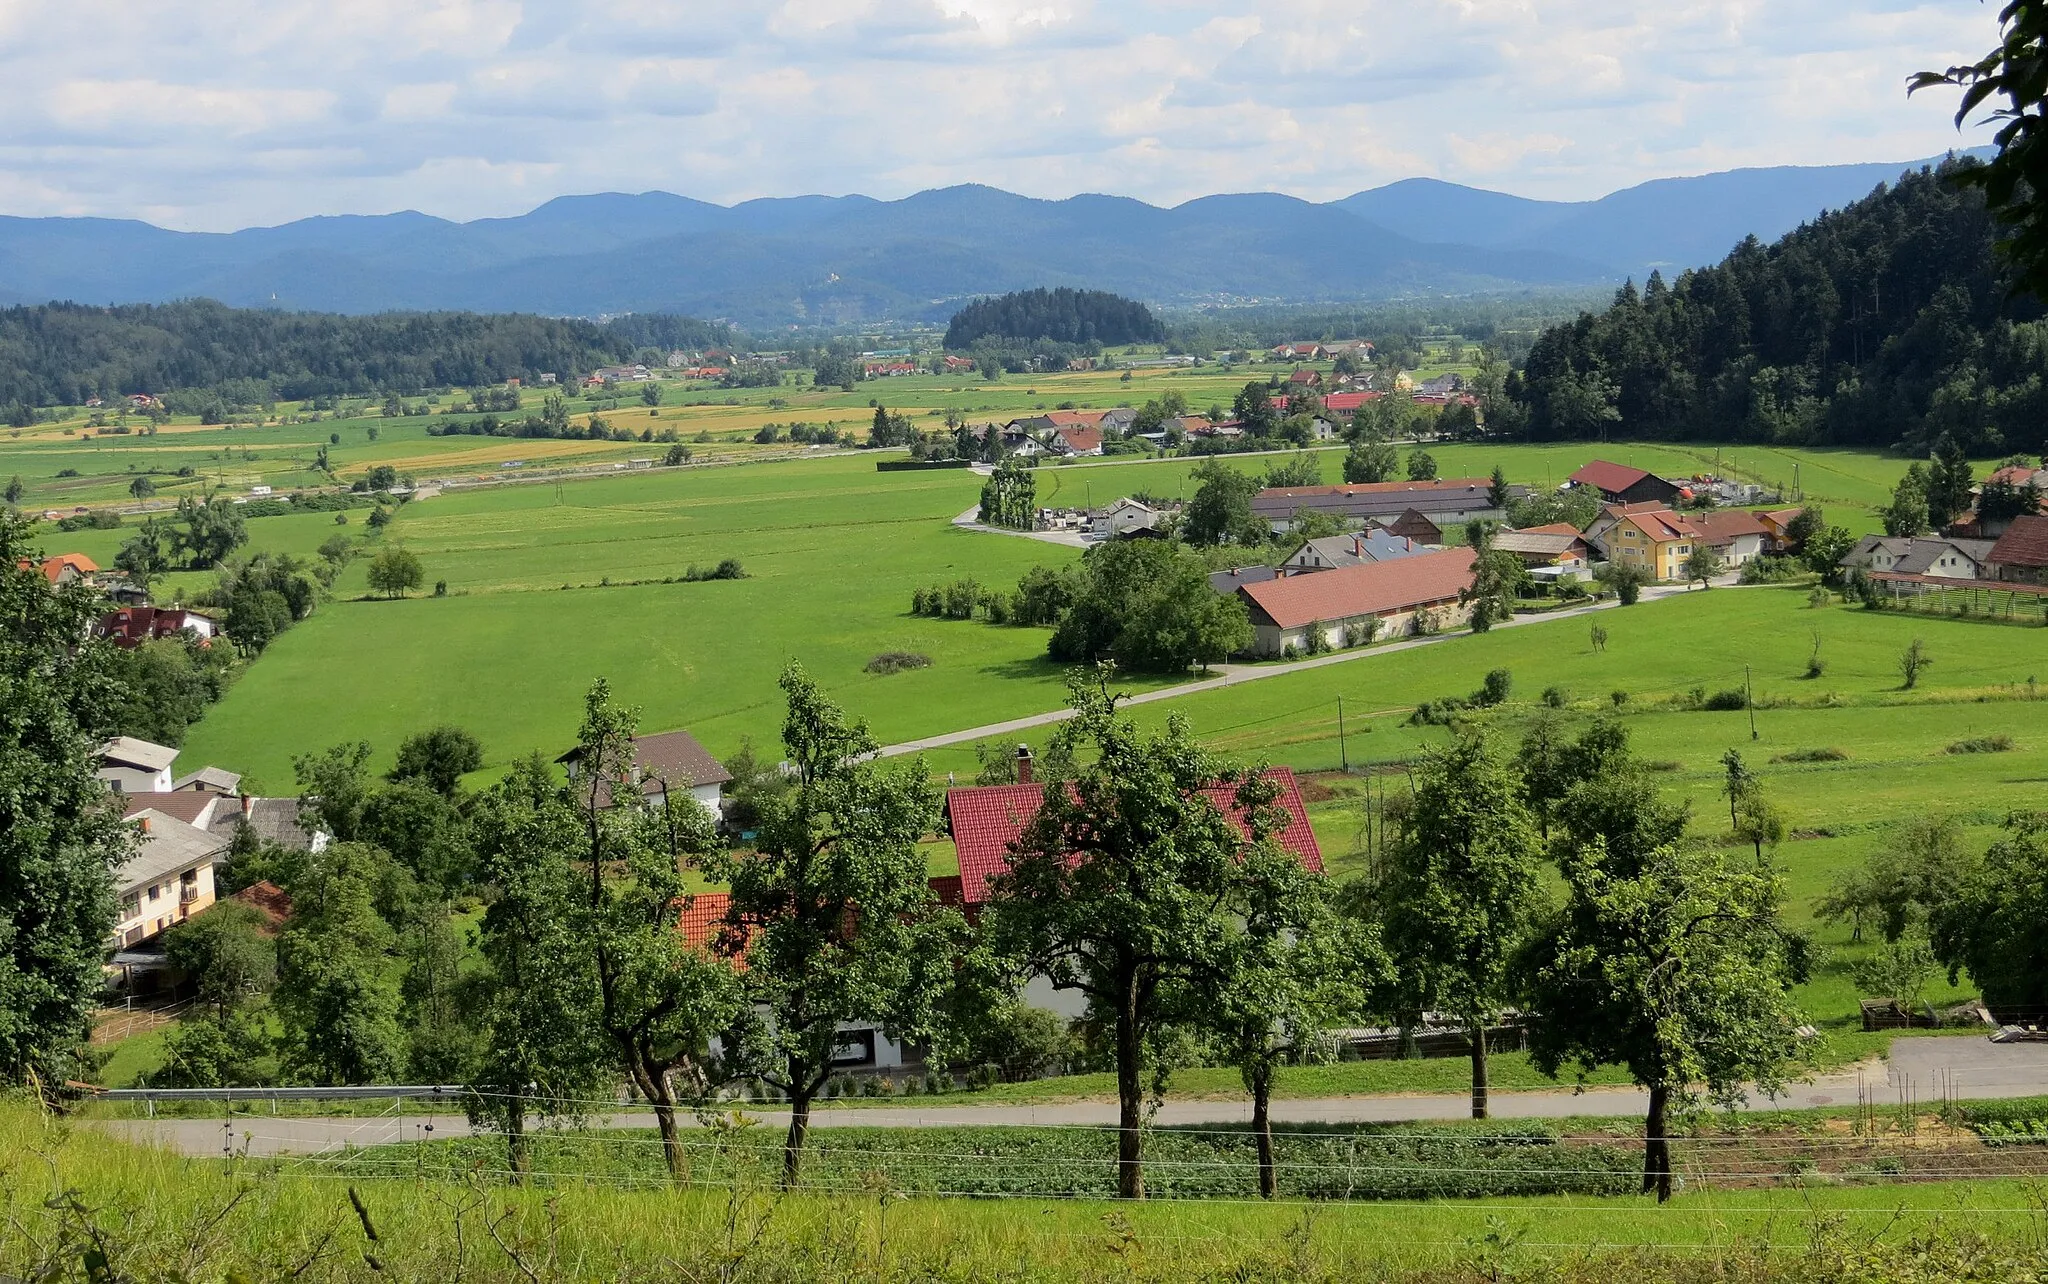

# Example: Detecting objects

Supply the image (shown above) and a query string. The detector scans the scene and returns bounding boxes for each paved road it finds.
[101,1036,2048,1158]
[875,577,1721,758]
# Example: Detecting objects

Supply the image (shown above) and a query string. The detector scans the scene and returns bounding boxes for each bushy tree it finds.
[1046,540,1251,674]
[1930,811,2048,1017]
[1528,839,1808,1201]
[389,725,484,796]
[1370,731,1544,1119]
[987,672,1286,1199]
[1343,432,1398,484]
[1182,458,1268,546]
[273,842,407,1084]
[0,511,129,1087]
[702,665,961,1185]
[367,545,424,598]
[171,494,247,568]
[164,902,276,1017]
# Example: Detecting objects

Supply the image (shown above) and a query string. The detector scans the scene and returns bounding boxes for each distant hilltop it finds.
[0,151,1989,328]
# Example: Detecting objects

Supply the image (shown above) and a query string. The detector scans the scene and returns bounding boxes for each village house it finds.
[1251,479,1509,535]
[556,728,733,821]
[1098,407,1138,436]
[1091,497,1169,540]
[1589,505,1769,580]
[1568,460,1684,507]
[111,808,224,951]
[1270,342,1325,361]
[1320,391,1384,417]
[1280,530,1430,575]
[28,552,99,586]
[1285,368,1323,390]
[594,364,654,383]
[1237,547,1478,655]
[1988,514,2048,584]
[98,736,179,794]
[1209,565,1282,595]
[1838,534,1997,580]
[864,362,920,378]
[1047,425,1104,457]
[94,605,220,649]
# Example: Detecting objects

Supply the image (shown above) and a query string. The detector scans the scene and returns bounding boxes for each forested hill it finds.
[1510,159,2048,459]
[0,301,731,407]
[944,288,1165,349]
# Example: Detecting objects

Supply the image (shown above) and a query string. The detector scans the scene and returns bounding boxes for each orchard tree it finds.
[1406,449,1438,481]
[568,680,753,1183]
[1201,844,1382,1198]
[163,902,276,1017]
[1882,466,1931,537]
[1528,839,1807,1201]
[1371,731,1544,1119]
[987,670,1274,1199]
[1682,546,1725,588]
[702,664,962,1186]
[0,509,130,1088]
[467,754,611,1179]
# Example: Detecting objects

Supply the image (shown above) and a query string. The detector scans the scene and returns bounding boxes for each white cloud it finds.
[0,0,2002,229]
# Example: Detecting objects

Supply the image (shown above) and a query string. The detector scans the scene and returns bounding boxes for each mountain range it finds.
[0,152,1988,328]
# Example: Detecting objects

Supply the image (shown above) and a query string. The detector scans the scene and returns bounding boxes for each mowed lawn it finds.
[177,455,1107,789]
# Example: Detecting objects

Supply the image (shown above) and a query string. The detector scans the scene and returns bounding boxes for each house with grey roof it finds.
[1838,535,1994,581]
[98,737,179,794]
[1281,531,1431,575]
[557,729,734,819]
[113,809,227,950]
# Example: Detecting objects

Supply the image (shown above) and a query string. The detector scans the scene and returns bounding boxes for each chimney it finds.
[1353,535,1362,556]
[241,793,254,819]
[139,816,151,834]
[1014,745,1034,785]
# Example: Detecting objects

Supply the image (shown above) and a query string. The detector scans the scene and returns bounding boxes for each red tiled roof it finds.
[1990,514,2048,568]
[944,767,1324,906]
[1520,522,1584,537]
[1055,426,1103,453]
[230,880,293,930]
[1687,510,1770,543]
[1570,460,1656,494]
[1239,547,1476,630]
[40,553,98,582]
[1043,410,1107,428]
[1320,391,1384,413]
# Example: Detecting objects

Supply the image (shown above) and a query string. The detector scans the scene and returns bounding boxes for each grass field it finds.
[7,1104,2047,1281]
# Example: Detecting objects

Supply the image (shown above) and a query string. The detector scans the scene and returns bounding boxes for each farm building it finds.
[1092,497,1169,539]
[1568,460,1683,506]
[1492,524,1591,573]
[1236,547,1477,655]
[1251,479,1507,534]
[1989,515,2048,584]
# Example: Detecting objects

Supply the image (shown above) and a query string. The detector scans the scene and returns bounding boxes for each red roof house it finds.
[1989,514,2048,583]
[1568,460,1682,506]
[1051,426,1103,456]
[943,767,1324,908]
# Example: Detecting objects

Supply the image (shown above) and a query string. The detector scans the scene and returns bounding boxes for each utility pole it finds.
[1337,694,1349,770]
[1745,665,1758,741]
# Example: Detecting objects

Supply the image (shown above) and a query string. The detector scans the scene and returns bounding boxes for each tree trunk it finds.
[505,1094,527,1185]
[649,1078,686,1186]
[1250,1060,1275,1199]
[783,1074,815,1190]
[1115,975,1145,1200]
[1469,1019,1489,1120]
[1643,1082,1673,1202]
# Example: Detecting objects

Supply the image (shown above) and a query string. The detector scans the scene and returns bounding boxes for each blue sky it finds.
[0,0,2000,230]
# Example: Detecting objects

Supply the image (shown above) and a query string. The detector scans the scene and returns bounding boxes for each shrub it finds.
[1701,688,1749,711]
[1556,578,1589,602]
[942,578,982,620]
[1475,668,1513,707]
[1411,607,1439,636]
[1738,554,1803,585]
[1610,689,1630,707]
[1345,617,1382,648]
[1541,685,1570,708]
[1946,735,2015,754]
[865,651,932,675]
[679,558,746,582]
[432,580,447,597]
[1304,620,1331,656]
[1773,747,1849,763]
[1899,638,1933,689]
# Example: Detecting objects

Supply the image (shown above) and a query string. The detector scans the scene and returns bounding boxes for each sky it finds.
[0,0,2003,232]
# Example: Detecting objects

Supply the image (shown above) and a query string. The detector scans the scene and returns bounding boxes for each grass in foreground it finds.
[10,1104,2048,1282]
